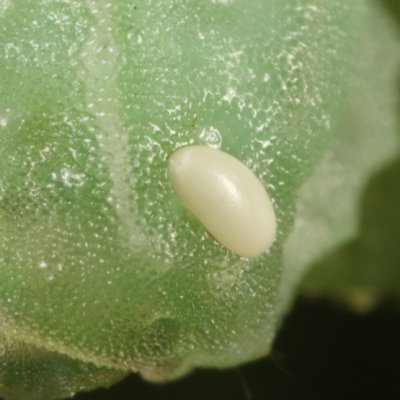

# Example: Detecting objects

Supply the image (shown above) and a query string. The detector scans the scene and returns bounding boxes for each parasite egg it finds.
[168,145,277,258]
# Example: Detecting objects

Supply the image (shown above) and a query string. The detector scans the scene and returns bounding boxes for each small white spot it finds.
[38,261,48,269]
[198,127,222,149]
[211,0,234,5]
[60,168,85,188]
[149,123,161,133]
[223,87,236,104]
[256,139,272,149]
[263,73,271,82]
[0,117,7,128]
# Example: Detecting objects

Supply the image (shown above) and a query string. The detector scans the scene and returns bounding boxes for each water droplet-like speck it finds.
[198,127,222,149]
[38,261,48,269]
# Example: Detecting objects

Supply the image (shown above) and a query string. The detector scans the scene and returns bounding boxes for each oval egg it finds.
[168,145,277,258]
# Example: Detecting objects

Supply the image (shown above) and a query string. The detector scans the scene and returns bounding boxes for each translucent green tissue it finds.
[1,0,396,399]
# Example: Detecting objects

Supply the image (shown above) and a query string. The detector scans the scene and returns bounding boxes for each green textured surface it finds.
[283,0,400,311]
[302,0,400,309]
[0,334,126,400]
[1,0,397,399]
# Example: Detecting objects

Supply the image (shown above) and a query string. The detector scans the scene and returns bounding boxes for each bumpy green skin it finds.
[0,0,365,398]
[0,334,126,400]
[283,0,400,312]
[296,0,400,310]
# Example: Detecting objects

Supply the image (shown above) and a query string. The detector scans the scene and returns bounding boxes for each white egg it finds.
[168,145,277,258]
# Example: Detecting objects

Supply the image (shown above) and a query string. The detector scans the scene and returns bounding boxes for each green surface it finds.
[0,334,126,400]
[0,0,399,399]
[302,0,400,307]
[285,0,400,311]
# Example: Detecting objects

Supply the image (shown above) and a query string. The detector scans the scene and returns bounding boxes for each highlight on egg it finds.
[167,145,277,258]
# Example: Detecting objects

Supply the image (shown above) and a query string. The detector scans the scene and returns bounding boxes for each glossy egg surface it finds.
[168,145,276,258]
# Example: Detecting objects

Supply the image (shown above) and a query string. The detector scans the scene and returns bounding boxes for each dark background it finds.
[73,297,400,400]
